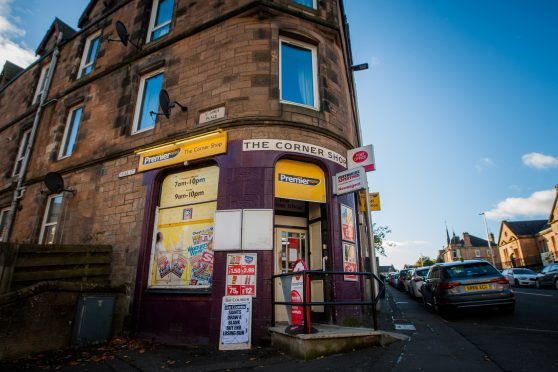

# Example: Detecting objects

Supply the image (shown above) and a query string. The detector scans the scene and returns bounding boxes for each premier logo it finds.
[143,149,181,165]
[278,173,320,186]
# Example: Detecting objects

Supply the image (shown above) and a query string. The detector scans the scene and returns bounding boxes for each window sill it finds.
[280,99,320,112]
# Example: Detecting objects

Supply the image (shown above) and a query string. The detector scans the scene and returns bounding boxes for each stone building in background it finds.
[440,231,502,269]
[0,0,369,344]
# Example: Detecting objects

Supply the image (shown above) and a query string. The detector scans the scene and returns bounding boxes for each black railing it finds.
[271,270,385,334]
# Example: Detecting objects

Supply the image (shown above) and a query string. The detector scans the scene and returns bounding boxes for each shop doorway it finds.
[273,204,328,324]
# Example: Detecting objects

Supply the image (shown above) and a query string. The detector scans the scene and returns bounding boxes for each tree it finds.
[373,223,391,257]
[415,255,435,267]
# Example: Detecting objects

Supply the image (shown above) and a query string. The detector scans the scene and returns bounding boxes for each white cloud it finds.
[475,157,496,172]
[485,189,555,220]
[385,240,429,248]
[522,152,558,169]
[0,0,36,70]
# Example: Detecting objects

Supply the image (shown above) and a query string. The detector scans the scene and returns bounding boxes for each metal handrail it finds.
[271,270,385,333]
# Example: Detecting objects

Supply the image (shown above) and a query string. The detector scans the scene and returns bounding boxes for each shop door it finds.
[274,227,308,323]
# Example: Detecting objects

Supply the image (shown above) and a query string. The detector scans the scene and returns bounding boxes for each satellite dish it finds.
[44,172,65,194]
[115,21,129,46]
[159,90,171,119]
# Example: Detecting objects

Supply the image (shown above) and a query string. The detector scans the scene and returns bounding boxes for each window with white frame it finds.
[452,250,457,258]
[280,38,319,109]
[146,0,175,43]
[59,106,83,159]
[33,64,50,104]
[0,207,10,242]
[39,194,63,244]
[78,32,101,78]
[132,70,164,134]
[475,249,481,257]
[486,248,492,256]
[12,129,31,177]
[292,0,317,9]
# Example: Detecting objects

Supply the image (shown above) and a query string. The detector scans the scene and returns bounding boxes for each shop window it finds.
[279,38,319,110]
[39,194,63,244]
[59,106,83,159]
[293,0,317,8]
[78,32,101,78]
[0,207,9,242]
[32,64,50,104]
[148,166,219,289]
[12,129,31,177]
[132,70,164,134]
[146,0,174,43]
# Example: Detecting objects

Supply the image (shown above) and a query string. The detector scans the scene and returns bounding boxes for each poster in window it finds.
[340,204,355,242]
[343,243,358,281]
[148,201,217,288]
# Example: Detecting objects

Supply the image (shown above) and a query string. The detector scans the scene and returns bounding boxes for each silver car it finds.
[502,268,537,287]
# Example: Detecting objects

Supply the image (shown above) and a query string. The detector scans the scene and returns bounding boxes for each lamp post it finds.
[480,212,496,267]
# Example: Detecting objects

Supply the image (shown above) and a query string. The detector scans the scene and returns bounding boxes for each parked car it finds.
[387,272,399,287]
[397,269,411,290]
[403,270,414,292]
[421,260,514,315]
[535,264,558,289]
[408,266,430,298]
[502,268,537,287]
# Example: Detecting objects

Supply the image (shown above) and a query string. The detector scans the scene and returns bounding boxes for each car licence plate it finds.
[464,284,490,292]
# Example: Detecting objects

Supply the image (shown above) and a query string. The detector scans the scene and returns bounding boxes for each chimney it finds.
[489,233,495,245]
[462,232,472,247]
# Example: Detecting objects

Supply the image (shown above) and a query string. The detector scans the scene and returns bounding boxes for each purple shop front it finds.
[132,136,365,344]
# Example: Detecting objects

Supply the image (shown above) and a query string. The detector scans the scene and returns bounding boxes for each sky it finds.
[1,0,557,269]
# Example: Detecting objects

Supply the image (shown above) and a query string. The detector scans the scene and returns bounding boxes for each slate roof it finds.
[505,220,549,236]
[35,18,77,56]
[0,61,24,88]
[467,234,490,247]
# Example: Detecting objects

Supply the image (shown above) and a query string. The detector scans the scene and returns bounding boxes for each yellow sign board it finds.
[137,131,227,172]
[274,159,326,203]
[359,191,381,212]
[160,166,219,208]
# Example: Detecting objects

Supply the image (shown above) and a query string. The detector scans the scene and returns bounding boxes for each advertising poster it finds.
[219,296,252,350]
[343,243,358,281]
[226,253,257,297]
[340,204,355,242]
[290,259,308,326]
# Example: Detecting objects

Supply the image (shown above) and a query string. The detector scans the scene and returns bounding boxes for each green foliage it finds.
[373,223,391,257]
[415,255,435,267]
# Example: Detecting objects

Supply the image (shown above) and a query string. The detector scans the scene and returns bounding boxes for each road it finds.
[385,284,558,371]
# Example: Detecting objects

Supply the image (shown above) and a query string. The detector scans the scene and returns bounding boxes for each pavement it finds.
[2,284,557,371]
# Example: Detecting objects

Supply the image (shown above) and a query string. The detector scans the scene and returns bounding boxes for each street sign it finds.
[359,191,381,211]
[347,145,375,172]
[333,167,367,195]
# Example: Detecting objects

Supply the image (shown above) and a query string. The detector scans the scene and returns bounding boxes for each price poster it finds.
[225,253,257,297]
[343,243,358,281]
[219,296,252,350]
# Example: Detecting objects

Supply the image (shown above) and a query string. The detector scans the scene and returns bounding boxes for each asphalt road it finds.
[385,284,558,372]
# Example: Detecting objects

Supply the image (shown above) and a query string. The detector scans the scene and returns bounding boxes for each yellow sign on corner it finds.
[137,131,227,172]
[359,191,381,212]
[274,159,326,203]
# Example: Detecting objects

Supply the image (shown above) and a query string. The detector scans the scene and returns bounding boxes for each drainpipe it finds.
[2,32,63,243]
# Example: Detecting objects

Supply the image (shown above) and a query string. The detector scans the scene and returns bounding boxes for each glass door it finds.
[275,227,308,323]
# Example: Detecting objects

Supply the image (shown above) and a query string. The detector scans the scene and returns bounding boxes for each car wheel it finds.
[422,294,428,308]
[536,280,541,289]
[514,279,519,287]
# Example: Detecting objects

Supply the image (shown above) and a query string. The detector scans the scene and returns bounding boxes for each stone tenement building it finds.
[0,0,369,344]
